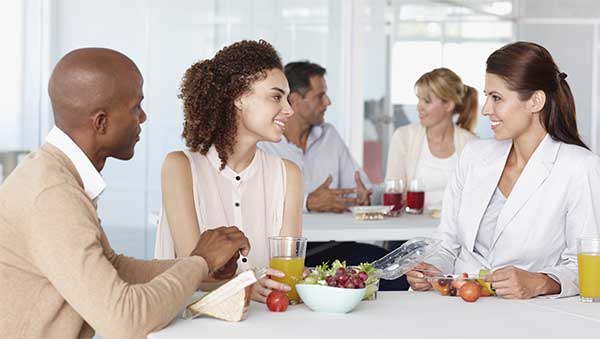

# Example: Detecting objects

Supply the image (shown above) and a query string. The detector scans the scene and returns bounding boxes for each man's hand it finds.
[486,265,561,299]
[210,252,239,280]
[190,226,250,278]
[306,175,358,213]
[354,171,371,206]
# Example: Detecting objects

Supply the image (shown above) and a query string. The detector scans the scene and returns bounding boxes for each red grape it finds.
[337,274,349,284]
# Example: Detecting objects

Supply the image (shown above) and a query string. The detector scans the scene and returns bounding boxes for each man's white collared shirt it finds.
[46,126,106,201]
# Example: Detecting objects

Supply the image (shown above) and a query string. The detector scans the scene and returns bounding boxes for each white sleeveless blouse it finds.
[154,146,287,272]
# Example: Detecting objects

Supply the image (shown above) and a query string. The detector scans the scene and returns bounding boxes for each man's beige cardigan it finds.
[0,144,209,338]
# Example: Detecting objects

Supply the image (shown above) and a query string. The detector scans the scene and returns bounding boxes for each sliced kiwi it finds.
[477,269,496,296]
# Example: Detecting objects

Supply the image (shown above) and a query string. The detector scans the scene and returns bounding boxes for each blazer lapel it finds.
[464,141,511,252]
[491,135,559,248]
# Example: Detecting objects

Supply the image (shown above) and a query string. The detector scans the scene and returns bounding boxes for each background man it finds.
[260,61,372,213]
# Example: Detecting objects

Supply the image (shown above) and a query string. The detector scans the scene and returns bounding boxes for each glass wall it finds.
[38,0,355,258]
[0,0,27,183]
[363,0,515,184]
[10,0,600,261]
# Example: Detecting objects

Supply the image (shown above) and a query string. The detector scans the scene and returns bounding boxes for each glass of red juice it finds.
[383,179,404,216]
[406,178,425,214]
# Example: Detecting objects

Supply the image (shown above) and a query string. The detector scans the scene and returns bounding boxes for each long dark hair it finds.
[486,41,588,149]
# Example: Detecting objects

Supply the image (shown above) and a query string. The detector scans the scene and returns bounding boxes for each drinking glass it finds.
[406,178,425,215]
[383,179,404,217]
[577,238,600,302]
[269,236,307,304]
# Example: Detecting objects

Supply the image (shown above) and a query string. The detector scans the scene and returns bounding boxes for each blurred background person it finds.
[386,68,478,212]
[260,61,371,213]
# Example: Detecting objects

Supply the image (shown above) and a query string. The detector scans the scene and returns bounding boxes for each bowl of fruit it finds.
[426,269,495,302]
[296,260,378,313]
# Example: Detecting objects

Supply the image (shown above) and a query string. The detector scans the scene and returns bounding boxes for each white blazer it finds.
[426,134,600,298]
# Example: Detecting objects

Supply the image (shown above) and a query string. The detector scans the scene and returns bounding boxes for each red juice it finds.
[406,191,424,214]
[383,192,403,216]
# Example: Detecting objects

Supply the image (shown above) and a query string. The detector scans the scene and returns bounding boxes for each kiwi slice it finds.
[477,269,496,296]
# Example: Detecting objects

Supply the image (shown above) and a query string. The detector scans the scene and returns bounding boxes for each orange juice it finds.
[269,256,305,303]
[578,252,600,298]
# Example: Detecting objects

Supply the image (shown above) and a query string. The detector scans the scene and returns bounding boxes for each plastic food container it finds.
[349,205,394,220]
[426,272,495,297]
[371,237,441,280]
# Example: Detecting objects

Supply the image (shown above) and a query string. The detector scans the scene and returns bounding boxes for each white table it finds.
[302,212,439,242]
[149,292,600,339]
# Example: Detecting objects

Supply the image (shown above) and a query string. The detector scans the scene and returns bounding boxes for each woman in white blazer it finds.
[386,68,478,210]
[407,42,600,299]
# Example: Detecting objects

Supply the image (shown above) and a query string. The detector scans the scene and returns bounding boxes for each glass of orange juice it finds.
[268,236,307,304]
[577,238,600,303]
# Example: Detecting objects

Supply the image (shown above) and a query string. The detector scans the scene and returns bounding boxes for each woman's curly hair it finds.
[179,39,283,169]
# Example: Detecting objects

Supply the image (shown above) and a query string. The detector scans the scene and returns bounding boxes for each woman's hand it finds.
[251,268,292,303]
[406,262,441,291]
[486,265,561,299]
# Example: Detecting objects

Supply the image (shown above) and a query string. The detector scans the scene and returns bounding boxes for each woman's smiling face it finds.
[236,68,294,143]
[482,73,540,141]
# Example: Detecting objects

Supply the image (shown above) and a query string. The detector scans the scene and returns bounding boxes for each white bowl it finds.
[296,284,366,313]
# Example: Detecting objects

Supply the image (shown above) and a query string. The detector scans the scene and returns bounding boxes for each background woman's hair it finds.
[415,67,478,132]
[486,41,587,149]
[179,39,283,169]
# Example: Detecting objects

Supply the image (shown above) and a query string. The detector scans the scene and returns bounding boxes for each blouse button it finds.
[235,202,240,207]
[235,176,241,181]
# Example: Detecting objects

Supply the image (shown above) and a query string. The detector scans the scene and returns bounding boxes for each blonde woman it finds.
[386,68,478,210]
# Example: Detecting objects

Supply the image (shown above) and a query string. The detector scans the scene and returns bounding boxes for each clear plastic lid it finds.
[370,237,441,280]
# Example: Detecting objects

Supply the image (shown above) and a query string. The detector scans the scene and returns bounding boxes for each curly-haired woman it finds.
[154,40,303,303]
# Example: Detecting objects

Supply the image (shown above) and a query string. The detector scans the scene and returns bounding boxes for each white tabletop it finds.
[149,291,600,339]
[302,212,439,242]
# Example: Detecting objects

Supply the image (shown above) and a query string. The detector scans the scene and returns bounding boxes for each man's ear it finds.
[529,90,546,114]
[288,91,302,107]
[92,110,108,134]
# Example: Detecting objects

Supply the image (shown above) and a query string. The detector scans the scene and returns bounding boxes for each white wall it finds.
[38,0,361,257]
[22,0,600,257]
[517,0,600,151]
[0,0,24,150]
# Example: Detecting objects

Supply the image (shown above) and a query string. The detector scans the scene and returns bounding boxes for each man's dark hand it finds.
[211,252,240,280]
[190,226,250,276]
[306,175,358,213]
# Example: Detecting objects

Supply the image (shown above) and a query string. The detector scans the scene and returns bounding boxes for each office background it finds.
[2,0,599,258]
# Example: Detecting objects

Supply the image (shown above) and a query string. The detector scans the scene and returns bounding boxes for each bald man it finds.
[0,48,250,338]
